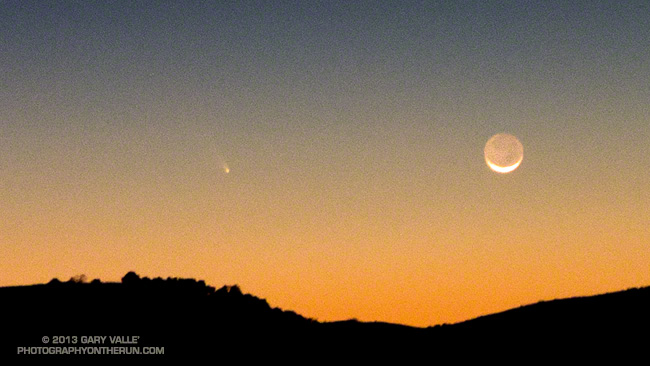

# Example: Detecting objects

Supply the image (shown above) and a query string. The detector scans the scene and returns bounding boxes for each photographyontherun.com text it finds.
[17,336,164,356]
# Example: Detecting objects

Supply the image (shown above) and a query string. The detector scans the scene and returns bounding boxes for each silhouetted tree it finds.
[229,285,242,296]
[68,274,87,283]
[122,271,140,285]
[215,285,229,297]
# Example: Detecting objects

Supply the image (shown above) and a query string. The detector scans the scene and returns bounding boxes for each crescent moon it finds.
[486,155,523,174]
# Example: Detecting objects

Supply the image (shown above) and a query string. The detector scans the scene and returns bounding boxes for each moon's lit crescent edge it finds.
[485,155,523,173]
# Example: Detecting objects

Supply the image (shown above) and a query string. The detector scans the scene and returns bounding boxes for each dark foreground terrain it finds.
[2,272,648,361]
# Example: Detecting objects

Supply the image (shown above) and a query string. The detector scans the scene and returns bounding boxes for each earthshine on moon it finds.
[484,133,524,174]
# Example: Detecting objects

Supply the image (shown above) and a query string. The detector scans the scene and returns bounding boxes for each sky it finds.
[1,1,649,327]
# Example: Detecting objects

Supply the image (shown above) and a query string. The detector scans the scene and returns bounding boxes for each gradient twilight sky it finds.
[1,1,649,327]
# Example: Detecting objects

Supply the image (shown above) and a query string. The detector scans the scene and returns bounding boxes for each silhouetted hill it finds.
[1,272,318,361]
[2,272,648,360]
[442,286,650,349]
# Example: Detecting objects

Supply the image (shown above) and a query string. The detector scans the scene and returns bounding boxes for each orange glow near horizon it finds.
[2,167,648,328]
